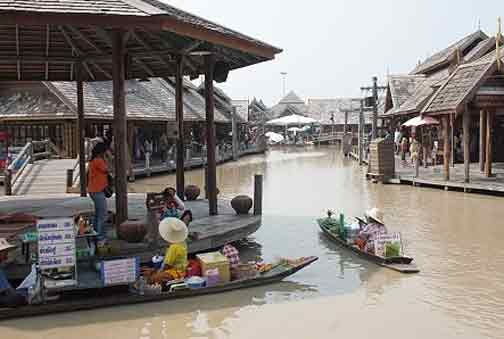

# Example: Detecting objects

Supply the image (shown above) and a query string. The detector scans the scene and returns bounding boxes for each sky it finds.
[167,0,500,106]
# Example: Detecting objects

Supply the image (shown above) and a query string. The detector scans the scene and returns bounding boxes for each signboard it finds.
[374,233,402,257]
[100,257,140,286]
[166,124,179,139]
[37,218,76,270]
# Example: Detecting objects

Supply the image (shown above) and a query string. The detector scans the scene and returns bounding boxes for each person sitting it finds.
[159,187,185,220]
[222,242,240,273]
[180,210,193,226]
[357,208,388,254]
[0,238,27,307]
[147,218,189,284]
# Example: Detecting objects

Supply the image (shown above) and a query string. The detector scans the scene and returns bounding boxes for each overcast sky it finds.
[168,0,500,106]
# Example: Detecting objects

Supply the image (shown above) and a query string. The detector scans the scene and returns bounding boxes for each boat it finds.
[317,218,419,274]
[0,256,318,320]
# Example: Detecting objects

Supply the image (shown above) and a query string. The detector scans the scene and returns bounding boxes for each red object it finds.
[186,259,202,277]
[0,131,9,171]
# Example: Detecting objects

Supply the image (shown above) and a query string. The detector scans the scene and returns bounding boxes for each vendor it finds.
[357,208,388,254]
[0,238,26,307]
[147,218,189,284]
[160,187,185,220]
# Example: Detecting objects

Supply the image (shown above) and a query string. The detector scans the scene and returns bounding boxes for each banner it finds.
[100,257,140,286]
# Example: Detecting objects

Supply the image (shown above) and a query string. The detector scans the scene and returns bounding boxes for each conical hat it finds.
[159,218,188,243]
[365,208,385,225]
[0,238,15,252]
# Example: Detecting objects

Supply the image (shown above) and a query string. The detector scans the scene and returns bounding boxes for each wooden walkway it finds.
[0,193,261,279]
[395,158,504,195]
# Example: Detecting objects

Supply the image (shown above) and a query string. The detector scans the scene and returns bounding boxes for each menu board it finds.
[374,233,402,257]
[100,257,140,286]
[37,218,76,270]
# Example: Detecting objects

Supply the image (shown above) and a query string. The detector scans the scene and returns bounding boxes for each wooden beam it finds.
[76,63,87,197]
[175,56,185,200]
[182,41,203,54]
[15,24,20,80]
[151,32,199,73]
[443,115,450,181]
[45,25,50,80]
[133,57,155,77]
[485,111,493,177]
[66,26,103,53]
[204,54,218,216]
[112,30,128,225]
[479,110,486,172]
[58,26,96,80]
[463,108,470,183]
[130,31,176,73]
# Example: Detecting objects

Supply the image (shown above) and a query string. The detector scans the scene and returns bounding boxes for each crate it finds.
[232,263,257,280]
[367,138,395,182]
[196,251,230,283]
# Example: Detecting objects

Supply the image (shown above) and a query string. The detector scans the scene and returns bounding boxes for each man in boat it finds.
[0,238,27,307]
[356,208,388,254]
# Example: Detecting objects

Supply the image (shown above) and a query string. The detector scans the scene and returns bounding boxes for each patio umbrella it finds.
[402,116,440,127]
[287,127,302,132]
[266,114,318,126]
[265,132,284,143]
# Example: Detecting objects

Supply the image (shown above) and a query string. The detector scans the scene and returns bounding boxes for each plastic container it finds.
[205,268,220,287]
[196,252,230,284]
[185,276,206,289]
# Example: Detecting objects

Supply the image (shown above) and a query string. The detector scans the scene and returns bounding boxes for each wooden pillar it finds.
[443,115,450,181]
[479,110,487,172]
[253,174,263,215]
[175,56,185,200]
[76,64,87,197]
[485,111,493,177]
[344,111,348,134]
[127,122,135,182]
[463,108,470,183]
[232,107,239,161]
[358,101,364,165]
[204,54,218,216]
[112,30,128,225]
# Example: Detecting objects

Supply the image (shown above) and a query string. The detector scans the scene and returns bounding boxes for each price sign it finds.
[37,218,77,272]
[100,257,140,287]
[374,233,402,257]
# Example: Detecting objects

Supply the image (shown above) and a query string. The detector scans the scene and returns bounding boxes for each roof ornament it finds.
[497,17,502,72]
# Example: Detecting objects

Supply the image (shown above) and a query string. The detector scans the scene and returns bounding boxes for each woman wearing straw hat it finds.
[146,218,189,284]
[357,208,388,254]
[0,238,27,307]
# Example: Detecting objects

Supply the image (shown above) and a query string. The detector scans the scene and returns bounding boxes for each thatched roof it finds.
[0,0,282,82]
[411,30,488,75]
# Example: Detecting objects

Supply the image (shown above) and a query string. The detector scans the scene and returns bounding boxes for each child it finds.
[159,187,185,220]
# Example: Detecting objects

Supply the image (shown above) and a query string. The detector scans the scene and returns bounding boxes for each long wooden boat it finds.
[317,219,419,274]
[0,256,318,320]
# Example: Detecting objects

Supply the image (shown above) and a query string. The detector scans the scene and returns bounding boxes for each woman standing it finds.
[87,142,109,243]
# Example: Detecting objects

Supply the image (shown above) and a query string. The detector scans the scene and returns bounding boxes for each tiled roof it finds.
[422,61,496,114]
[411,30,488,75]
[464,37,498,63]
[388,75,426,108]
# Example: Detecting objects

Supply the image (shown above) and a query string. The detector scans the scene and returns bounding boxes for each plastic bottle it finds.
[138,276,146,295]
[78,217,86,235]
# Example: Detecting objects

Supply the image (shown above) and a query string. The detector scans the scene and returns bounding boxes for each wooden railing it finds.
[4,139,62,195]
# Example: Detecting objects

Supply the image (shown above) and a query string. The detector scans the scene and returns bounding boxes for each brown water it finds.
[2,146,504,339]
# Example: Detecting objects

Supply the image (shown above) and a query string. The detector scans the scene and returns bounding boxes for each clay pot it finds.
[231,195,253,215]
[185,185,201,201]
[117,220,147,243]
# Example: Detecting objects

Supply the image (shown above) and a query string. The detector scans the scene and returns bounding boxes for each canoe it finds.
[0,256,318,320]
[317,219,419,274]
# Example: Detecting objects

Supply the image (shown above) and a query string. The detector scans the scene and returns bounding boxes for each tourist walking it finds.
[410,136,419,166]
[394,128,402,154]
[400,137,409,167]
[159,132,169,164]
[87,142,109,243]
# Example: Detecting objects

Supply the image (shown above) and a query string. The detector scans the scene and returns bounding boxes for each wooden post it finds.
[127,122,135,182]
[358,101,364,165]
[204,54,218,216]
[479,110,486,172]
[372,76,378,140]
[76,64,87,197]
[463,108,470,183]
[485,111,493,177]
[4,169,12,196]
[253,174,263,216]
[344,111,348,134]
[66,169,74,191]
[415,156,419,178]
[443,115,450,181]
[175,56,185,200]
[112,30,128,225]
[232,107,239,161]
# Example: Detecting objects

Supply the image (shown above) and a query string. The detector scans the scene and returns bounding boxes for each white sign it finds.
[374,233,402,257]
[100,257,140,286]
[37,218,76,271]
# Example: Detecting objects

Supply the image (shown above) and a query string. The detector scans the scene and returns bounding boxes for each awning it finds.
[402,116,439,127]
[266,114,318,126]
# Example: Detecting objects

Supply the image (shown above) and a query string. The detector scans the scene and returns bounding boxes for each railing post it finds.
[28,143,34,164]
[253,174,263,216]
[66,169,74,192]
[45,140,50,159]
[4,169,12,196]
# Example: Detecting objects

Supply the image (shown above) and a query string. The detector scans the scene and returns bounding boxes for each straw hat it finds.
[366,208,385,225]
[0,238,15,253]
[159,218,188,243]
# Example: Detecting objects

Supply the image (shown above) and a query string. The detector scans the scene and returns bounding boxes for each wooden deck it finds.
[0,194,261,279]
[395,158,504,195]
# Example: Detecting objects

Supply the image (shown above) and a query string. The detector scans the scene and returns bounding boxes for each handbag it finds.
[104,174,114,198]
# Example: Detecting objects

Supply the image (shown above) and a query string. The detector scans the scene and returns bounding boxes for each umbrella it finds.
[287,127,302,132]
[265,132,284,143]
[402,116,440,127]
[266,114,318,126]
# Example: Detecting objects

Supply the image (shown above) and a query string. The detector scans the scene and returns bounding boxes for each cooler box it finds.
[196,251,230,284]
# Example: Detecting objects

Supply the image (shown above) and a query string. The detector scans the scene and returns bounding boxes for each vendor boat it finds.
[0,256,317,320]
[317,216,419,274]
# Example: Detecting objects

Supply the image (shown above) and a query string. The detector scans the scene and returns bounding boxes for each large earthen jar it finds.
[231,195,253,215]
[185,185,201,201]
[117,220,147,243]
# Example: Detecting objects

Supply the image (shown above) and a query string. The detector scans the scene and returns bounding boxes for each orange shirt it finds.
[87,158,108,193]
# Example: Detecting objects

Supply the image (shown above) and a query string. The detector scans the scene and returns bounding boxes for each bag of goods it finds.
[385,243,401,258]
[205,268,220,287]
[345,222,361,243]
[186,259,202,278]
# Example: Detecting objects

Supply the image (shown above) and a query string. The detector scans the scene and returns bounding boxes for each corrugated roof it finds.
[422,61,496,114]
[411,30,488,75]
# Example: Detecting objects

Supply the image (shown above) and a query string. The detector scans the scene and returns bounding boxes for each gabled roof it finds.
[388,75,426,108]
[279,91,305,105]
[422,60,496,115]
[411,30,488,75]
[463,37,498,63]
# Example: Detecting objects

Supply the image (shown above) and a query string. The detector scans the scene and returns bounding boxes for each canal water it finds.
[2,146,504,339]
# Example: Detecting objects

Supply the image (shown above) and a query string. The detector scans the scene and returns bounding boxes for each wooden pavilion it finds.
[0,0,282,224]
